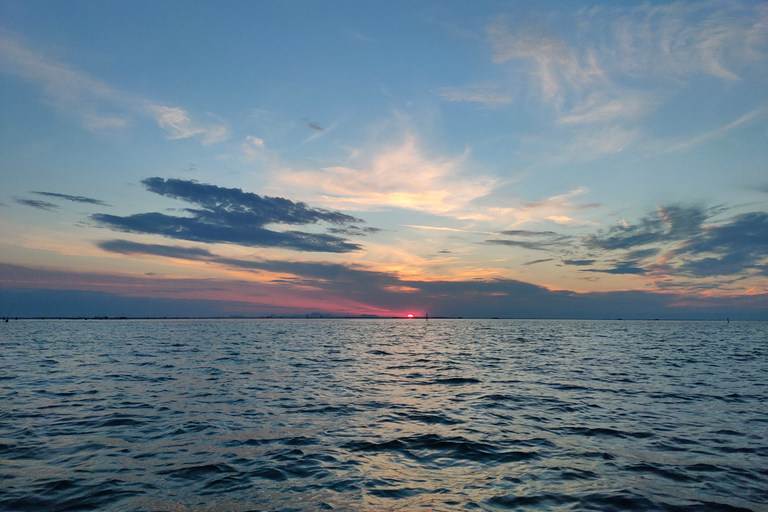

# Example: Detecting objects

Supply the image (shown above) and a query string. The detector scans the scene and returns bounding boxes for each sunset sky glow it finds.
[1,0,767,319]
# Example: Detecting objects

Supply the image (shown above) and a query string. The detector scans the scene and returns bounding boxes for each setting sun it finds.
[407,314,414,318]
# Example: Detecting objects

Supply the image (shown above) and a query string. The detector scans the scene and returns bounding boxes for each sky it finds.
[1,0,767,319]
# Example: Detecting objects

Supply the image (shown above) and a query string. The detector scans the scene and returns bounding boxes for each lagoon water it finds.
[1,319,766,511]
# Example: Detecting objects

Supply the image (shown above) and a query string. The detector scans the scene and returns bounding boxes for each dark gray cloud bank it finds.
[91,178,374,253]
[2,259,765,319]
[5,179,766,319]
[93,239,768,319]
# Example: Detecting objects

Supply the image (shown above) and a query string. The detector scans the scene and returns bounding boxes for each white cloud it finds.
[404,225,494,235]
[487,16,604,107]
[481,2,767,163]
[485,2,767,116]
[546,215,599,227]
[557,92,653,124]
[246,135,265,148]
[605,2,767,81]
[241,135,272,161]
[656,107,766,154]
[0,31,229,144]
[274,133,495,215]
[435,84,513,106]
[479,186,600,228]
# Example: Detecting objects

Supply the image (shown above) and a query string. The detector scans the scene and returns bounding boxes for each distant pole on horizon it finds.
[426,312,428,321]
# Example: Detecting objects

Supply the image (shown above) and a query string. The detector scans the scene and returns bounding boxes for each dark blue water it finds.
[1,319,766,511]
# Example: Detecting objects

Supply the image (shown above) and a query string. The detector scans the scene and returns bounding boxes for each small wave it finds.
[564,426,655,439]
[390,411,463,425]
[626,462,697,482]
[345,434,539,464]
[431,377,482,385]
[159,463,236,480]
[251,467,287,481]
[487,493,576,509]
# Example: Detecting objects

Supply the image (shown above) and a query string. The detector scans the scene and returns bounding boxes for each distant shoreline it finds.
[2,316,753,322]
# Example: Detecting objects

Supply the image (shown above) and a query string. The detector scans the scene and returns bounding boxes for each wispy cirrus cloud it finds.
[149,106,229,145]
[604,1,768,81]
[655,107,766,154]
[0,31,229,143]
[91,178,372,253]
[487,2,767,110]
[476,186,600,227]
[434,84,513,106]
[487,15,604,108]
[475,2,768,161]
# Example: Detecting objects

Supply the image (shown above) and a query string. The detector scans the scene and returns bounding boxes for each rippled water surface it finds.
[1,319,766,511]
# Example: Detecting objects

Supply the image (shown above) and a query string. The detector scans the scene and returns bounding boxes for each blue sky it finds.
[1,0,767,319]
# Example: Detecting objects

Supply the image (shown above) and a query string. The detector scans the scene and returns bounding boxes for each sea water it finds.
[0,319,766,511]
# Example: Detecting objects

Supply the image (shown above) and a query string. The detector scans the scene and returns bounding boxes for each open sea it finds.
[0,319,766,511]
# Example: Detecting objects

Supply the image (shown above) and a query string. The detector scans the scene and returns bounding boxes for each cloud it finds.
[604,2,768,81]
[5,258,767,319]
[32,191,109,206]
[327,226,382,237]
[563,259,596,266]
[585,205,710,251]
[577,206,768,282]
[509,1,768,91]
[485,229,574,252]
[523,258,554,266]
[435,84,513,106]
[405,225,492,234]
[665,211,768,277]
[241,135,272,161]
[245,135,265,148]
[557,93,653,125]
[657,107,765,154]
[476,186,599,227]
[94,239,767,318]
[15,198,59,211]
[96,239,398,292]
[148,106,229,144]
[0,31,228,143]
[350,30,374,43]
[582,262,648,275]
[91,178,371,253]
[482,2,768,161]
[276,133,495,215]
[98,239,215,260]
[487,16,603,107]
